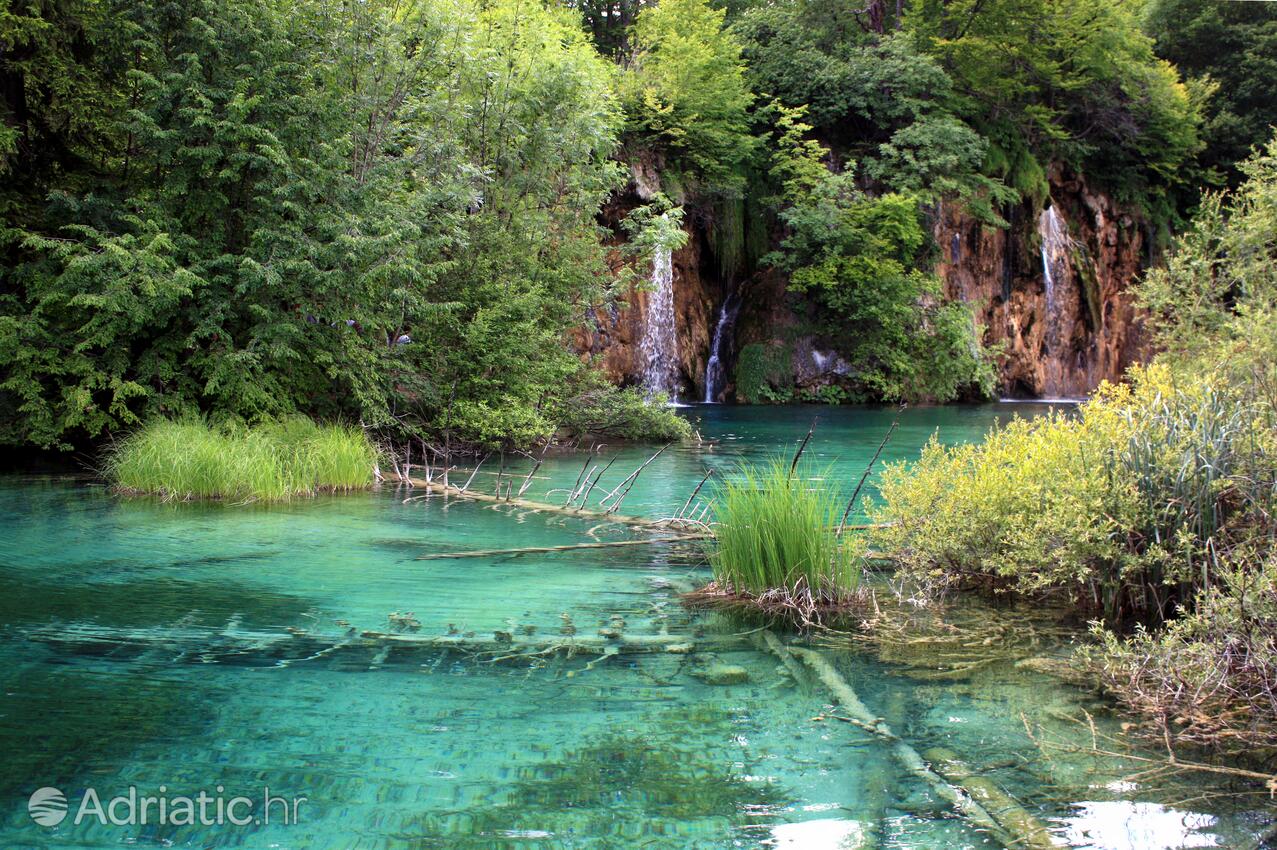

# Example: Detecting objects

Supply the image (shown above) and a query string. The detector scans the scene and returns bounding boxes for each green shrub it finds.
[870,365,1275,622]
[709,458,857,596]
[108,417,376,502]
[554,383,693,443]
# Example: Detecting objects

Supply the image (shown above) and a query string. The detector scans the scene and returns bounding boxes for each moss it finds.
[1070,242,1103,332]
[734,342,793,403]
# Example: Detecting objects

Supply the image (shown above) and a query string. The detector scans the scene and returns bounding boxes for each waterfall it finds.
[703,293,740,403]
[1037,204,1071,354]
[640,244,680,399]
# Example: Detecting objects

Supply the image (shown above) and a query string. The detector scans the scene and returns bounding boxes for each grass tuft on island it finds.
[688,458,862,626]
[107,418,377,502]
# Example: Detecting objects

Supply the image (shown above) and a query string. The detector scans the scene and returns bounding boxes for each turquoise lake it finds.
[0,403,1268,849]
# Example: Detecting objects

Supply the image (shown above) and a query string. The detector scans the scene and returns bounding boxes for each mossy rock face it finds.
[695,663,750,685]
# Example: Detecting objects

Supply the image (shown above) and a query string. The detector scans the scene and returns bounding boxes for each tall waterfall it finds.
[640,245,680,399]
[703,293,739,403]
[1037,204,1070,348]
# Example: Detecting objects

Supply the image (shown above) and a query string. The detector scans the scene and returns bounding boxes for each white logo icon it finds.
[28,787,68,827]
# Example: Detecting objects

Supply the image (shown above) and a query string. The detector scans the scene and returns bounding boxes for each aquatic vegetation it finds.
[405,724,789,846]
[107,417,377,502]
[700,458,858,620]
[1080,546,1277,756]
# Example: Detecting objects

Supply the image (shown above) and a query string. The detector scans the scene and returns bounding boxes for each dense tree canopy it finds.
[1,0,630,449]
[0,0,1270,448]
[1143,0,1277,190]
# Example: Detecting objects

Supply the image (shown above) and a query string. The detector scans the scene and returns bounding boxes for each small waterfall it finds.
[703,292,740,403]
[640,244,680,399]
[1037,204,1072,353]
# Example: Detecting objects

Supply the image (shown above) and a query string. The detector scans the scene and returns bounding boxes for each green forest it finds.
[4,0,1274,451]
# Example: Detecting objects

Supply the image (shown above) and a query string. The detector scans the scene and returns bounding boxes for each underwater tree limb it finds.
[26,623,746,664]
[761,633,1049,849]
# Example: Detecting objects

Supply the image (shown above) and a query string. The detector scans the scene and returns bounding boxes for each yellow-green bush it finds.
[108,417,377,502]
[870,366,1274,622]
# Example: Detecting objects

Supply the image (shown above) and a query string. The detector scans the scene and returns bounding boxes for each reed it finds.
[107,417,377,502]
[708,458,858,597]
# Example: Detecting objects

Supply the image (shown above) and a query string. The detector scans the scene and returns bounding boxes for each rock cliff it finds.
[571,193,718,400]
[577,166,1150,401]
[934,168,1149,398]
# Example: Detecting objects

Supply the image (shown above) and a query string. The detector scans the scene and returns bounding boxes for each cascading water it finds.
[640,244,680,399]
[1037,204,1070,349]
[703,293,739,403]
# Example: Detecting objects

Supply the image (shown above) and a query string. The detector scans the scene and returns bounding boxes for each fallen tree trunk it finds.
[417,534,708,560]
[407,477,665,527]
[921,746,1058,850]
[761,633,1052,850]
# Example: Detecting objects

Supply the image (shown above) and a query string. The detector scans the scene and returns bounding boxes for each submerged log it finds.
[921,746,1058,850]
[761,634,1047,850]
[25,623,743,666]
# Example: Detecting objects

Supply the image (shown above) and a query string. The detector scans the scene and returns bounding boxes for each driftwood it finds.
[416,534,707,560]
[837,418,899,538]
[760,632,1052,850]
[406,477,665,527]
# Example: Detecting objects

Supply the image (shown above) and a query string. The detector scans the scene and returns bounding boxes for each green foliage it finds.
[735,21,1010,218]
[1143,0,1277,190]
[871,367,1272,622]
[621,197,690,258]
[733,342,793,404]
[553,380,693,442]
[1137,136,1277,381]
[798,384,850,405]
[765,109,996,402]
[108,417,377,501]
[908,0,1202,218]
[621,0,757,191]
[0,0,687,452]
[710,458,857,595]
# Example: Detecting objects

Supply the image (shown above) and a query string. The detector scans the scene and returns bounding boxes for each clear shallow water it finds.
[0,403,1267,849]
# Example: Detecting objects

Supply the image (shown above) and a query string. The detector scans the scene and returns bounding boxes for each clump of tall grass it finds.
[694,458,859,624]
[107,417,377,502]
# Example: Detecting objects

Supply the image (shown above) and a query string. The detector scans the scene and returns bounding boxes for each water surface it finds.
[0,403,1265,848]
